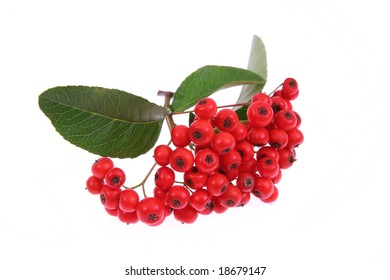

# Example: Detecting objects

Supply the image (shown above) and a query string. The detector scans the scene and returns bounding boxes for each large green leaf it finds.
[235,35,267,105]
[38,86,169,158]
[170,65,265,112]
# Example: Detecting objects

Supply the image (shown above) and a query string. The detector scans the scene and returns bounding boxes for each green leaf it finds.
[38,86,169,159]
[170,65,265,112]
[235,105,249,121]
[235,35,267,106]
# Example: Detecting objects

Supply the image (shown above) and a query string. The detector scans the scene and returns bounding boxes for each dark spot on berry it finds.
[271,142,280,148]
[265,159,273,165]
[223,119,232,128]
[284,111,292,119]
[198,99,207,105]
[208,201,215,210]
[186,179,193,186]
[148,213,158,221]
[172,199,181,207]
[230,163,238,169]
[289,80,297,88]
[289,156,296,163]
[227,199,235,206]
[252,190,262,198]
[223,148,231,154]
[176,158,185,167]
[272,104,281,113]
[154,173,159,181]
[111,176,121,186]
[258,107,268,115]
[205,154,214,164]
[237,149,244,157]
[244,178,254,187]
[193,131,202,139]
[100,194,106,204]
[221,185,227,193]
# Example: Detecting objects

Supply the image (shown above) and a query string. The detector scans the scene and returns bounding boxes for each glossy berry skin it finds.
[154,166,175,191]
[212,198,228,214]
[86,176,104,195]
[211,132,236,155]
[206,173,228,196]
[238,157,257,174]
[119,189,139,212]
[136,197,166,226]
[236,172,255,192]
[194,148,219,173]
[252,177,274,200]
[230,122,248,142]
[286,128,304,148]
[218,184,242,208]
[189,119,214,146]
[257,146,280,162]
[247,127,269,146]
[194,97,217,120]
[268,129,289,150]
[171,125,191,147]
[293,111,302,128]
[213,109,239,132]
[219,149,242,172]
[153,187,167,204]
[105,167,126,188]
[274,109,297,131]
[271,169,283,184]
[260,186,279,203]
[100,185,122,209]
[189,189,212,212]
[105,207,118,217]
[173,204,198,224]
[251,92,272,105]
[153,145,172,166]
[235,140,254,162]
[257,156,280,178]
[117,209,139,224]
[282,78,299,100]
[166,186,190,210]
[247,101,274,127]
[271,96,292,113]
[169,147,194,172]
[91,157,114,179]
[184,167,208,190]
[278,148,296,169]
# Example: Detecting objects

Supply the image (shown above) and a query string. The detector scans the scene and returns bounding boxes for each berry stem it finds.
[268,83,283,96]
[130,162,157,198]
[170,101,251,115]
[158,90,176,132]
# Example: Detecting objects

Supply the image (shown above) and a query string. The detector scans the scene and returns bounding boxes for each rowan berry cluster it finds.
[85,78,304,226]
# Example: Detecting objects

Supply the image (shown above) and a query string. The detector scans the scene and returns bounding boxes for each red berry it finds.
[257,156,280,178]
[154,166,175,191]
[119,189,139,212]
[257,146,280,162]
[286,128,304,148]
[206,173,228,196]
[237,172,255,192]
[293,111,302,128]
[238,191,251,206]
[105,207,118,216]
[230,122,248,142]
[218,184,242,208]
[184,167,208,190]
[251,92,272,105]
[117,209,139,224]
[252,177,274,200]
[189,119,214,146]
[171,125,191,147]
[214,109,239,132]
[100,185,122,209]
[247,127,269,146]
[271,96,292,113]
[194,148,219,173]
[105,167,126,188]
[274,109,297,131]
[136,197,165,226]
[173,204,198,224]
[166,186,190,210]
[278,148,296,169]
[194,97,217,120]
[153,187,167,204]
[260,186,279,203]
[281,78,299,100]
[211,132,236,155]
[271,169,282,184]
[86,176,104,195]
[189,189,212,212]
[238,157,257,174]
[91,157,114,179]
[153,144,172,166]
[169,147,194,172]
[219,149,242,172]
[212,198,228,214]
[246,101,273,127]
[235,140,255,162]
[268,129,289,150]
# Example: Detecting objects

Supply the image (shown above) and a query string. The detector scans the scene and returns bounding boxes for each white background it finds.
[1,0,389,279]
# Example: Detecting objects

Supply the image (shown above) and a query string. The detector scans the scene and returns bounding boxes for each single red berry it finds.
[281,78,299,100]
[184,167,208,190]
[166,186,190,210]
[153,187,167,204]
[91,157,114,179]
[257,146,280,162]
[278,148,296,169]
[257,157,280,178]
[211,132,236,155]
[194,97,217,120]
[252,177,274,200]
[173,204,198,224]
[218,184,242,208]
[272,89,283,97]
[119,189,139,212]
[171,125,191,147]
[206,173,228,196]
[274,109,298,131]
[230,122,248,142]
[154,166,175,191]
[235,140,255,162]
[247,127,269,146]
[246,101,273,127]
[189,189,212,212]
[220,168,239,181]
[251,92,272,105]
[169,147,194,172]
[86,176,104,195]
[117,209,139,224]
[286,128,304,148]
[268,129,289,150]
[136,197,166,226]
[293,111,301,128]
[194,148,219,173]
[260,186,279,203]
[237,172,255,192]
[212,198,228,214]
[189,119,214,146]
[105,207,118,217]
[213,109,239,132]
[271,96,292,113]
[100,185,122,209]
[238,157,257,174]
[238,191,251,206]
[271,169,282,184]
[153,144,172,166]
[105,167,126,188]
[198,200,215,215]
[219,149,242,172]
